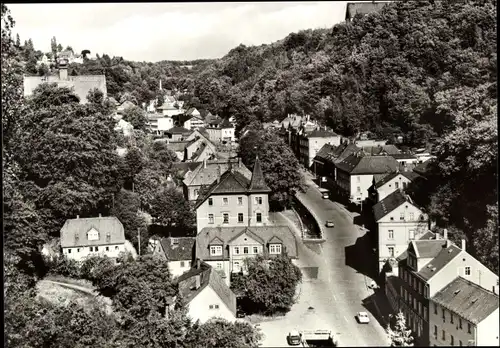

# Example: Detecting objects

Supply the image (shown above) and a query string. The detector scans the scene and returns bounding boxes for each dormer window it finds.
[87,228,99,241]
[210,245,222,256]
[269,244,282,254]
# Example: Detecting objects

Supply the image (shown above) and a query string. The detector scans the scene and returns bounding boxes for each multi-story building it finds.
[391,153,419,170]
[60,215,127,261]
[147,113,174,135]
[373,171,422,202]
[206,118,235,143]
[166,126,193,141]
[373,189,429,273]
[392,236,499,346]
[335,153,399,204]
[183,158,252,202]
[23,62,106,103]
[296,128,342,168]
[429,277,499,347]
[194,157,271,233]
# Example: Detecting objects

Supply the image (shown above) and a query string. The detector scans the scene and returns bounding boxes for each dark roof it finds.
[172,162,202,179]
[60,216,125,248]
[410,240,447,259]
[413,159,434,176]
[396,231,437,261]
[332,143,362,163]
[166,141,190,152]
[336,154,399,174]
[159,237,195,261]
[306,128,339,138]
[315,144,337,161]
[418,244,462,281]
[196,226,298,261]
[373,189,410,221]
[362,145,401,156]
[374,171,421,189]
[183,159,252,187]
[167,126,192,134]
[176,261,236,317]
[432,276,499,324]
[391,153,417,160]
[194,170,250,208]
[345,2,388,20]
[248,157,271,193]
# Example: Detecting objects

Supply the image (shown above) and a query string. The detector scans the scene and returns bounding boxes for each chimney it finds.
[461,239,466,251]
[443,228,448,240]
[435,233,440,240]
[99,213,102,218]
[196,258,201,269]
[195,274,201,289]
[203,159,207,168]
[238,157,241,168]
[106,233,111,242]
[59,65,68,81]
[76,215,79,219]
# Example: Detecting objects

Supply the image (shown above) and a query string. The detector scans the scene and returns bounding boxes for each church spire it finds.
[249,156,271,192]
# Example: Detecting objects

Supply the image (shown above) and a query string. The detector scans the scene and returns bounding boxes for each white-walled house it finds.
[176,260,237,323]
[374,171,422,202]
[429,276,499,347]
[151,237,195,278]
[335,153,399,204]
[373,189,429,272]
[60,215,126,261]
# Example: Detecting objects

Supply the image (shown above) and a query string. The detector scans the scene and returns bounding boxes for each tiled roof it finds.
[373,189,409,221]
[362,145,401,156]
[194,170,250,209]
[315,144,337,161]
[167,126,192,134]
[411,240,447,259]
[432,276,499,324]
[331,143,362,163]
[306,128,339,138]
[396,231,437,261]
[374,171,421,189]
[248,157,271,193]
[336,154,399,175]
[60,216,125,248]
[196,226,298,261]
[183,159,252,187]
[176,261,236,317]
[172,162,202,179]
[190,142,208,161]
[166,141,190,152]
[159,237,195,262]
[418,244,462,281]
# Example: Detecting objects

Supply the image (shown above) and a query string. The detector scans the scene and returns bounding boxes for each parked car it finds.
[325,220,335,228]
[356,311,370,324]
[287,330,302,346]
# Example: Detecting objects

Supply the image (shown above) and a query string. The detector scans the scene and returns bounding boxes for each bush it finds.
[44,255,81,278]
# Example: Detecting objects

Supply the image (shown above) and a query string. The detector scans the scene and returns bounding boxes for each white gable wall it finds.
[377,174,413,201]
[477,308,500,346]
[187,286,236,324]
[350,174,375,202]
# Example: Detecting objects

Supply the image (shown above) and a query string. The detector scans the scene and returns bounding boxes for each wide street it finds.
[257,172,389,347]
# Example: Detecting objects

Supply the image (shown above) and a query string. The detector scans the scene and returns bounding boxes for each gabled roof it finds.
[315,144,337,161]
[209,236,224,245]
[268,236,283,244]
[167,126,192,134]
[306,128,339,138]
[159,237,195,261]
[336,154,399,175]
[331,143,362,163]
[194,170,251,209]
[196,226,298,261]
[374,171,421,189]
[60,216,125,248]
[372,189,413,221]
[227,228,265,245]
[411,240,447,259]
[431,276,499,324]
[248,157,271,193]
[183,159,252,188]
[176,261,236,317]
[397,231,437,261]
[418,244,462,281]
[171,162,202,179]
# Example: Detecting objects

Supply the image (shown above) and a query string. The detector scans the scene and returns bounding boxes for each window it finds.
[450,313,454,324]
[238,197,243,205]
[208,198,213,206]
[388,246,395,257]
[269,244,282,254]
[194,189,199,197]
[180,261,185,267]
[238,213,244,223]
[419,282,423,294]
[434,325,438,338]
[357,186,361,193]
[459,341,462,346]
[106,246,109,251]
[388,230,394,239]
[234,247,240,255]
[209,214,214,224]
[434,304,438,315]
[395,182,399,189]
[357,176,360,182]
[233,261,241,272]
[243,247,249,254]
[68,249,72,254]
[442,330,446,341]
[223,213,229,224]
[215,304,219,309]
[216,262,223,269]
[115,246,119,250]
[400,212,405,220]
[467,323,471,334]
[390,216,394,221]
[424,286,428,298]
[95,246,99,252]
[459,318,462,329]
[418,302,422,315]
[413,298,417,310]
[209,305,213,309]
[400,287,404,297]
[255,197,262,205]
[442,308,446,322]
[403,182,407,189]
[253,246,259,254]
[450,335,454,346]
[77,248,80,253]
[409,212,414,220]
[465,266,471,276]
[210,246,222,256]
[409,230,415,240]
[256,213,262,223]
[424,307,428,321]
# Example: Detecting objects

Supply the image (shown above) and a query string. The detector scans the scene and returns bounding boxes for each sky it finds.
[8,1,353,62]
